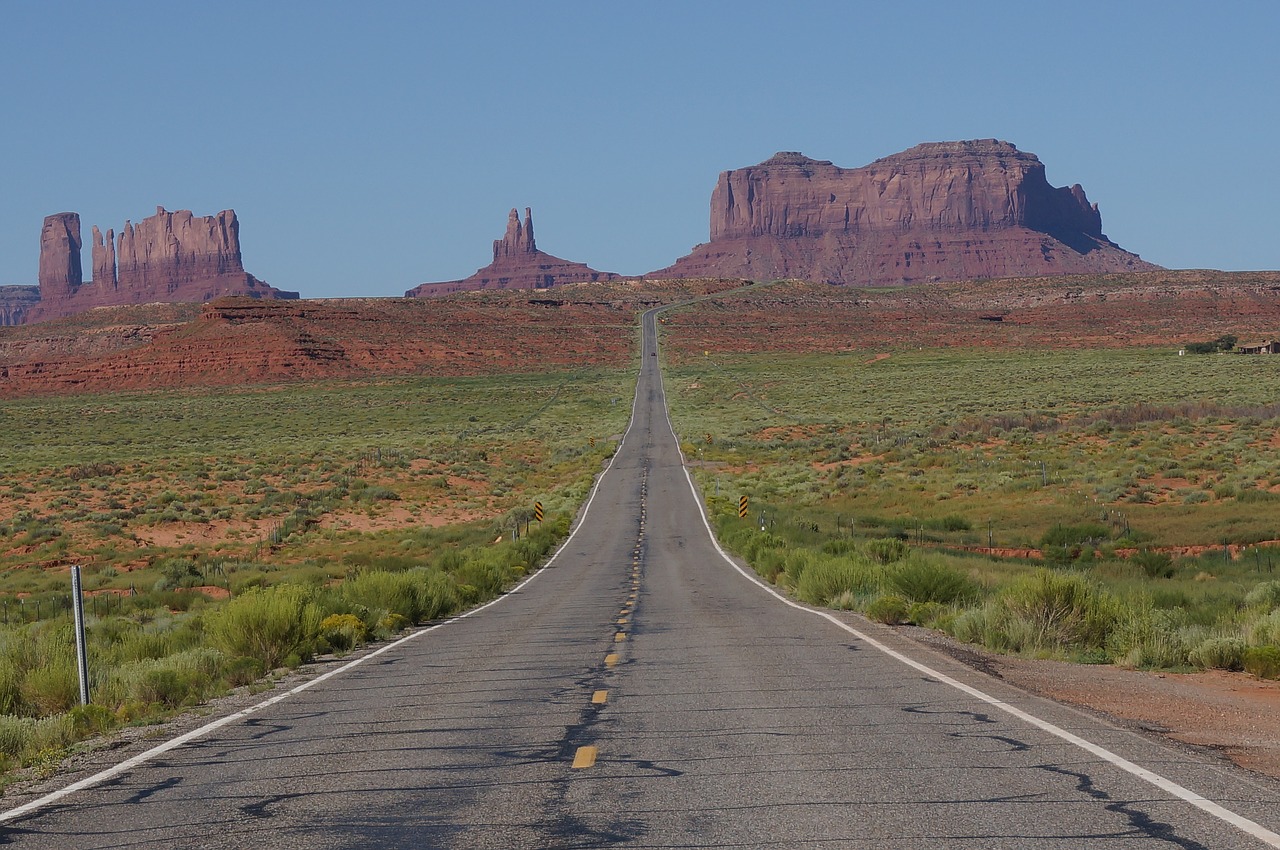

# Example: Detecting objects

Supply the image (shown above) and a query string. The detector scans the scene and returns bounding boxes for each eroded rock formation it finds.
[38,213,83,300]
[25,207,297,323]
[407,207,620,297]
[651,140,1159,285]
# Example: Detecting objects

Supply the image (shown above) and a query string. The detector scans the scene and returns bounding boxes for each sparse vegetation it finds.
[0,369,628,779]
[665,345,1280,675]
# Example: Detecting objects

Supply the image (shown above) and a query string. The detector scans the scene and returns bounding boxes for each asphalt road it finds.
[3,308,1280,848]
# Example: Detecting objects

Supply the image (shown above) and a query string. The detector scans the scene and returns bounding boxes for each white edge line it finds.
[648,311,1280,848]
[0,359,650,825]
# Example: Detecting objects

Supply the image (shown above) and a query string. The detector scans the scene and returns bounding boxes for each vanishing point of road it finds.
[2,307,1280,848]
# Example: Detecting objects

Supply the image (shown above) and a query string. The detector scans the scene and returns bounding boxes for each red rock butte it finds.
[406,207,620,297]
[15,206,297,324]
[649,140,1159,285]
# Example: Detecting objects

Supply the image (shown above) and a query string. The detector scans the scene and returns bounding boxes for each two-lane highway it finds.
[3,307,1279,847]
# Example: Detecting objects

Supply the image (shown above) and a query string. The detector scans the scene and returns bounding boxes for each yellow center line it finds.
[615,632,627,642]
[617,617,628,624]
[592,690,608,704]
[604,653,619,667]
[572,746,598,769]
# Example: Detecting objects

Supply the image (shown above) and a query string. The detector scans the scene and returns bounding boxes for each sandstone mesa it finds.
[1,207,297,325]
[650,140,1159,285]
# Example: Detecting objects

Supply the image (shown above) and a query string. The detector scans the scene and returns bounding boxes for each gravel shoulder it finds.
[909,626,1280,780]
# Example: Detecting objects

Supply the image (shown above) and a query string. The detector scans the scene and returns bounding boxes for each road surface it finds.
[2,307,1279,848]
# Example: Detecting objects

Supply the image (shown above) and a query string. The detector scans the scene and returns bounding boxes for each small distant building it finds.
[1237,340,1280,354]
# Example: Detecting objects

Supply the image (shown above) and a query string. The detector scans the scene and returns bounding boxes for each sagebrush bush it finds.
[865,594,909,624]
[0,714,73,763]
[1243,646,1280,679]
[208,585,322,669]
[1188,636,1245,671]
[794,555,880,606]
[886,556,975,604]
[1248,611,1280,647]
[1245,580,1280,612]
[995,569,1117,654]
[1108,608,1189,669]
[865,537,908,565]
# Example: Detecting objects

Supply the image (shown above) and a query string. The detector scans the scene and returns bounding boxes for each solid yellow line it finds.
[592,690,608,704]
[572,746,598,769]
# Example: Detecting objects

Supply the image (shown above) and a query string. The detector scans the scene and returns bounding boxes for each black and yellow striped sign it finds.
[738,496,748,519]
[534,501,544,522]
[589,437,596,448]
[705,433,713,444]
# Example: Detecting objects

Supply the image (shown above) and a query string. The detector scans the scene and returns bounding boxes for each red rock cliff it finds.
[652,140,1158,285]
[25,207,297,323]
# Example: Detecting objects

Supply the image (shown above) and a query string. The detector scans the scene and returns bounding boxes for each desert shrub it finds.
[20,661,79,716]
[452,556,510,600]
[1108,608,1189,669]
[340,570,424,623]
[794,555,880,606]
[866,594,909,624]
[1245,580,1280,612]
[994,569,1118,654]
[224,656,265,687]
[207,585,322,670]
[886,556,975,604]
[1248,611,1280,647]
[99,647,224,710]
[1130,549,1175,579]
[780,550,817,587]
[1188,636,1245,671]
[930,515,972,532]
[0,714,73,762]
[1243,646,1280,679]
[865,537,908,565]
[319,613,367,652]
[1040,523,1110,548]
[356,485,401,502]
[415,569,461,621]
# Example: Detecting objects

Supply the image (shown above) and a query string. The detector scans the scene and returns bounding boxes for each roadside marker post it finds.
[738,495,748,519]
[534,501,544,523]
[70,566,90,706]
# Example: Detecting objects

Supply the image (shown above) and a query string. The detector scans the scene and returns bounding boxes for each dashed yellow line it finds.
[572,746,598,769]
[605,653,619,667]
[592,689,608,704]
[615,632,627,642]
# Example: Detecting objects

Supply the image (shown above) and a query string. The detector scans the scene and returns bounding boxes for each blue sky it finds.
[1,1,1277,297]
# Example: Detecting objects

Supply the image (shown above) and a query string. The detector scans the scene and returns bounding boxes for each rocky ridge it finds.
[20,207,297,324]
[651,140,1159,285]
[407,208,621,297]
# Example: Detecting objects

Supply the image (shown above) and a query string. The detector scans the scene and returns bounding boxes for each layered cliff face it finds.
[0,287,42,326]
[407,207,620,297]
[25,207,297,323]
[652,140,1158,285]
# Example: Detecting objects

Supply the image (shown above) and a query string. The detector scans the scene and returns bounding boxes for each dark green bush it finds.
[1243,646,1280,679]
[866,594,909,624]
[887,557,975,604]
